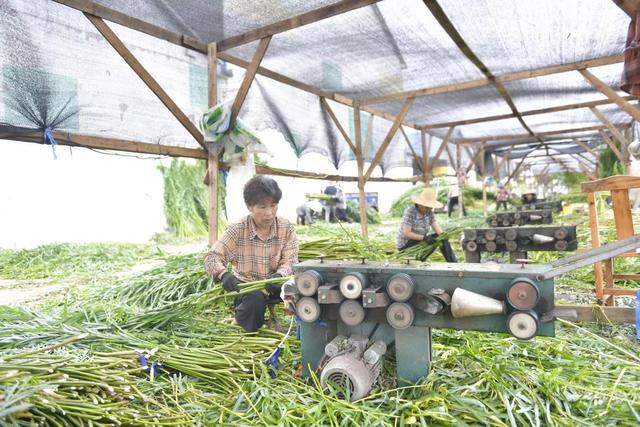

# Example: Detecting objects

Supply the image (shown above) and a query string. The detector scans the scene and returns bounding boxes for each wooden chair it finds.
[581,176,640,305]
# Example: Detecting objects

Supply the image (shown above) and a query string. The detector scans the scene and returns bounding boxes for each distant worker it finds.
[522,189,538,207]
[323,181,339,222]
[205,176,298,332]
[296,203,313,225]
[396,188,457,262]
[447,181,466,218]
[334,186,351,222]
[496,183,510,211]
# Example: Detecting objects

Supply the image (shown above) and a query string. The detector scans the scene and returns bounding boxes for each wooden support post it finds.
[364,98,415,182]
[580,68,640,122]
[624,127,632,173]
[84,13,205,149]
[429,127,454,177]
[399,127,423,174]
[587,192,605,303]
[493,144,515,179]
[465,146,483,174]
[229,36,272,128]
[320,97,356,154]
[363,113,374,160]
[208,42,219,246]
[354,107,368,238]
[481,144,487,216]
[445,145,456,171]
[456,142,464,218]
[420,128,428,183]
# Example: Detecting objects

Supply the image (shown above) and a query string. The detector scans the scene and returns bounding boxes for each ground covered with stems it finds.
[1,206,639,426]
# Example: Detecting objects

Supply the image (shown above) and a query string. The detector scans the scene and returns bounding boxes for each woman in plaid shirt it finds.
[205,176,298,332]
[396,188,457,263]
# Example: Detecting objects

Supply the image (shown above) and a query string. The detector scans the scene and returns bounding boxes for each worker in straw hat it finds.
[396,187,457,262]
[521,188,538,207]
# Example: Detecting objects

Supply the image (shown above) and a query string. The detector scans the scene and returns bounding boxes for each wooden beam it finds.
[612,0,640,17]
[460,123,631,144]
[590,106,629,147]
[430,127,455,175]
[421,128,429,183]
[1,128,426,183]
[399,127,423,172]
[579,68,640,122]
[320,97,356,154]
[556,304,636,323]
[0,128,208,158]
[599,130,625,162]
[573,138,599,157]
[217,0,382,51]
[84,13,205,149]
[229,37,271,128]
[208,42,219,246]
[255,164,420,182]
[364,98,415,181]
[424,96,635,129]
[361,54,624,106]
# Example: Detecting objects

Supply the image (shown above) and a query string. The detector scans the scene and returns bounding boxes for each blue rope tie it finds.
[43,127,57,160]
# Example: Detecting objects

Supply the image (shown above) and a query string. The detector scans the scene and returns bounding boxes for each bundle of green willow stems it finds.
[121,276,292,331]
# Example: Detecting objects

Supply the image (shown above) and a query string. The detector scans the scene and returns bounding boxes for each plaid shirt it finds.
[396,205,435,249]
[204,215,298,282]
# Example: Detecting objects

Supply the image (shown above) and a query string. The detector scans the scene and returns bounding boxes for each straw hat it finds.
[412,188,443,209]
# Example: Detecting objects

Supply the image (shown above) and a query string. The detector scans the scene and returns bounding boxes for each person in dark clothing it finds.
[204,176,298,332]
[396,188,457,262]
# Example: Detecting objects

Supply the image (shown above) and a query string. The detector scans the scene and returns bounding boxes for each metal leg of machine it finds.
[395,326,431,384]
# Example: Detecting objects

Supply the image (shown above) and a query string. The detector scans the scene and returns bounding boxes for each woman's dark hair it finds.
[243,175,282,207]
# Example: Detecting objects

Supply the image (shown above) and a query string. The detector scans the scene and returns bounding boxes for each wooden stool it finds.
[581,176,640,305]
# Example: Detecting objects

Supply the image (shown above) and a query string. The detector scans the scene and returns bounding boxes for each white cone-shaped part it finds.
[532,234,554,245]
[451,288,505,318]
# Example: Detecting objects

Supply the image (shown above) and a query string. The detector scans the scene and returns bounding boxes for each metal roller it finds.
[507,278,540,310]
[513,212,521,220]
[386,273,415,302]
[505,229,517,241]
[541,210,550,218]
[554,240,568,251]
[506,311,539,340]
[490,220,498,227]
[464,229,477,240]
[386,302,414,330]
[339,300,366,326]
[465,241,478,252]
[505,240,518,252]
[340,272,367,299]
[485,241,497,252]
[502,220,511,227]
[296,297,321,323]
[485,229,497,241]
[296,270,323,296]
[554,228,568,240]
